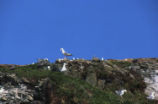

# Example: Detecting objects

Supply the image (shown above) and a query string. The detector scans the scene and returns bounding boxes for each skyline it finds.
[0,0,158,64]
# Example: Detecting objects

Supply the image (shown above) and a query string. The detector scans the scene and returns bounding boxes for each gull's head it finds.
[60,48,65,53]
[60,48,63,51]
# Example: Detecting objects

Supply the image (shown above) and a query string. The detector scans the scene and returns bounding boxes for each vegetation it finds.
[109,60,132,68]
[0,60,157,104]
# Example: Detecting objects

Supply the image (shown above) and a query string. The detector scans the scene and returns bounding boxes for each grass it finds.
[0,63,157,104]
[109,60,132,68]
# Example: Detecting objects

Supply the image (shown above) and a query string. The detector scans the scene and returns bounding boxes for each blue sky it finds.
[0,0,158,64]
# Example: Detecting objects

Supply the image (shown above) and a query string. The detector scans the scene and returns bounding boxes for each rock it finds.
[129,74,135,79]
[32,101,45,104]
[103,64,114,70]
[86,73,97,87]
[0,72,36,103]
[97,79,105,89]
[37,59,51,66]
[92,57,100,62]
[144,70,158,100]
[28,95,33,101]
[129,66,140,70]
[1,96,7,101]
[22,77,30,83]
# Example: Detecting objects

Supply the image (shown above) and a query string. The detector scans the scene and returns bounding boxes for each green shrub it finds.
[110,60,131,68]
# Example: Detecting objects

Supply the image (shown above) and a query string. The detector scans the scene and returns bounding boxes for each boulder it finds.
[97,79,105,89]
[86,73,97,87]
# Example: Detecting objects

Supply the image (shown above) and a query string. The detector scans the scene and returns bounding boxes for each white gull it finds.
[61,63,67,72]
[60,48,72,57]
[115,89,127,97]
[147,92,155,100]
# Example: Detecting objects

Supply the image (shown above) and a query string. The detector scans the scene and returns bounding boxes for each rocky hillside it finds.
[0,58,158,104]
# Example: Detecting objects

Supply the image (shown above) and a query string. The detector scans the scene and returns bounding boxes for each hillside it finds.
[0,58,158,104]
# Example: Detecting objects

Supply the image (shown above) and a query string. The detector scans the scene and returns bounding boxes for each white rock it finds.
[57,58,64,62]
[147,92,155,100]
[14,88,20,99]
[80,65,84,69]
[20,84,27,90]
[144,70,158,100]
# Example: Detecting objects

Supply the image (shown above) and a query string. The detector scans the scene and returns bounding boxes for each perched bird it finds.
[147,92,155,100]
[61,63,67,72]
[115,89,127,97]
[60,48,72,58]
[0,87,8,95]
[101,57,104,61]
[47,66,51,70]
[44,58,48,61]
[0,87,4,93]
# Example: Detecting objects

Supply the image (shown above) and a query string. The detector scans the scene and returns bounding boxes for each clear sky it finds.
[0,0,158,65]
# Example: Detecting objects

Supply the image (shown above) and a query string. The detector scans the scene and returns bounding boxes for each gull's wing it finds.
[64,53,72,56]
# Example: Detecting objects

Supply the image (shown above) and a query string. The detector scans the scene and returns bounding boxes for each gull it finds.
[0,87,8,95]
[47,66,51,70]
[0,87,4,94]
[61,63,67,72]
[101,57,104,61]
[147,92,155,100]
[115,89,127,97]
[60,48,72,59]
[44,58,48,61]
